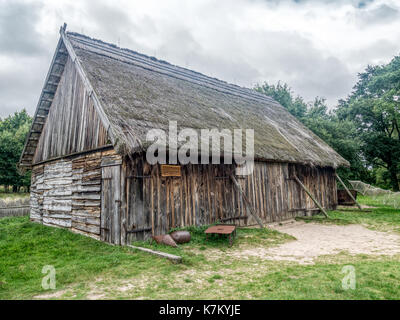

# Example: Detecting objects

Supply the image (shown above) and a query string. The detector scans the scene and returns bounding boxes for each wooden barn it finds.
[19,25,349,245]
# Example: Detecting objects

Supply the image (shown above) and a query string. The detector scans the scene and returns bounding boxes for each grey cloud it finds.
[353,4,399,26]
[257,0,374,6]
[235,30,354,105]
[0,55,50,117]
[0,1,46,56]
[81,2,157,52]
[346,38,400,66]
[0,0,54,117]
[1,0,399,118]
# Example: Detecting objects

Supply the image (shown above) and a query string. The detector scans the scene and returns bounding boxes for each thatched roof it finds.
[21,27,349,168]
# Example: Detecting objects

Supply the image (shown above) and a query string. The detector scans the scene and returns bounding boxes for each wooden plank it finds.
[127,245,182,263]
[101,156,122,167]
[161,165,181,177]
[120,161,127,246]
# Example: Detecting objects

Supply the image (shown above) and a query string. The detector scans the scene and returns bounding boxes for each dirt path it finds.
[235,221,400,264]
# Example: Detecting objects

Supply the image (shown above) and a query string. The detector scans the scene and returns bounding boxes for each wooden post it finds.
[335,173,362,211]
[293,174,329,218]
[230,174,264,228]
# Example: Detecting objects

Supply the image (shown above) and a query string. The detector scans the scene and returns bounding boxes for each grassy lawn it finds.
[0,196,399,300]
[297,195,400,233]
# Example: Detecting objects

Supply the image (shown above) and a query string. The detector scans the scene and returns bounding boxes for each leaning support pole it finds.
[230,174,264,228]
[293,174,329,218]
[335,173,362,211]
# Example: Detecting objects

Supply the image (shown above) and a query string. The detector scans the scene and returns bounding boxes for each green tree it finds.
[255,82,308,120]
[0,109,32,192]
[337,56,400,191]
[303,97,371,184]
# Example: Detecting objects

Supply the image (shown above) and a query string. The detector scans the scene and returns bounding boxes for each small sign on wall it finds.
[161,165,181,177]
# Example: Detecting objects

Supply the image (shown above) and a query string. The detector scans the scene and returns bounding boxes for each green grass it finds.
[296,195,400,233]
[1,196,400,300]
[131,224,294,264]
[0,216,176,299]
[0,192,29,200]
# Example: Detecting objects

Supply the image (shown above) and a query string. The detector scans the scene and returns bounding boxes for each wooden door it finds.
[101,164,121,244]
[126,159,153,242]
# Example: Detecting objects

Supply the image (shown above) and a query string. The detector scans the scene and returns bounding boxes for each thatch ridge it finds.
[67,32,278,105]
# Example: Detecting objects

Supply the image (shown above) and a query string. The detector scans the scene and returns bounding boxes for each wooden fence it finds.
[0,198,30,218]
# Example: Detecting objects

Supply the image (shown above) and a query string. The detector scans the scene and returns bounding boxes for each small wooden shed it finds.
[19,25,349,245]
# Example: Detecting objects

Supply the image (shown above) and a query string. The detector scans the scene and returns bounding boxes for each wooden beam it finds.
[49,72,63,78]
[293,174,329,218]
[42,90,56,95]
[18,35,65,168]
[335,173,362,211]
[32,144,114,166]
[230,174,264,228]
[127,245,182,263]
[52,62,66,67]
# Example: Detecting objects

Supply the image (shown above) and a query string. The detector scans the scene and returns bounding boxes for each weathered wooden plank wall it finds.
[124,156,338,241]
[30,149,114,240]
[42,160,73,228]
[30,150,337,245]
[33,56,108,164]
[31,164,44,222]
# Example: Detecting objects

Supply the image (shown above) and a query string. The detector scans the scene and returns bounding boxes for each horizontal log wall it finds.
[30,149,113,240]
[124,157,337,241]
[33,56,108,164]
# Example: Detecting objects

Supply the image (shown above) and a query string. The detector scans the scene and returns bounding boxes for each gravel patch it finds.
[235,221,400,264]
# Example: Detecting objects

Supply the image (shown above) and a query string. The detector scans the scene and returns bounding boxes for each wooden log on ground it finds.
[336,173,362,211]
[127,245,182,263]
[293,174,329,218]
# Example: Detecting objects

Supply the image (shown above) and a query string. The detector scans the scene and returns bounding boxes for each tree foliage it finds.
[337,55,400,191]
[0,109,32,192]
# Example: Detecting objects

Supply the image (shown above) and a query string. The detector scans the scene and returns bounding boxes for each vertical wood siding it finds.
[33,56,108,164]
[124,156,338,242]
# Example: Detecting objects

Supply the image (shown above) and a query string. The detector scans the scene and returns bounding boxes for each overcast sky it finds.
[1,0,400,118]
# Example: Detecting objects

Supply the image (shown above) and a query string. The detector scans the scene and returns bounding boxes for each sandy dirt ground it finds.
[235,221,400,264]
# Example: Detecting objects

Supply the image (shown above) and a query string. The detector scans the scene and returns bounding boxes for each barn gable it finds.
[20,25,114,168]
[32,55,109,163]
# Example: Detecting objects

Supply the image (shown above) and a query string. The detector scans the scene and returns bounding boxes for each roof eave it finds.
[18,27,69,170]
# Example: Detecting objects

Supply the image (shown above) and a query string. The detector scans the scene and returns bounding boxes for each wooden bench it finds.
[205,224,237,247]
